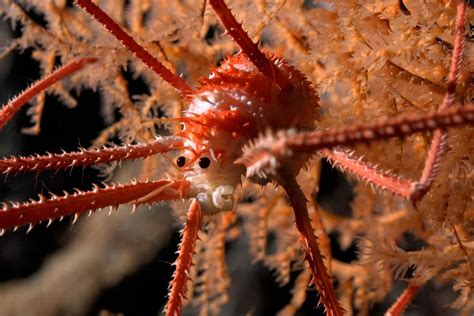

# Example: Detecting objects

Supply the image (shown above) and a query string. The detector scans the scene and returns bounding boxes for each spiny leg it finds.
[75,0,193,95]
[278,173,343,316]
[0,136,183,174]
[319,148,412,198]
[165,199,202,316]
[0,57,97,130]
[239,104,474,182]
[208,0,292,90]
[0,179,190,234]
[384,284,420,316]
[407,0,467,202]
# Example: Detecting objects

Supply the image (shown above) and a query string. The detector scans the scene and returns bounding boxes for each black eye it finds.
[176,156,186,168]
[198,157,211,169]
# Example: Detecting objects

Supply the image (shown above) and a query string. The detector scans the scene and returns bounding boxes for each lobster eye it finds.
[176,156,186,168]
[198,157,211,169]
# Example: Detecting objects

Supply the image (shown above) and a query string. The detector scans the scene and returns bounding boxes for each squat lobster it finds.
[0,0,472,315]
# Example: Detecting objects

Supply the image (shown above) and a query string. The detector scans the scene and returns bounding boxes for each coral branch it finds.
[165,199,202,316]
[278,267,312,316]
[0,179,190,234]
[0,57,97,130]
[385,284,421,316]
[279,174,343,316]
[208,0,291,90]
[75,0,193,95]
[238,104,474,178]
[0,136,183,174]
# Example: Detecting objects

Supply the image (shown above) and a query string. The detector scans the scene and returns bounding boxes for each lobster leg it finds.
[405,0,467,202]
[278,173,343,316]
[0,136,183,174]
[0,57,97,130]
[75,0,193,96]
[0,179,190,234]
[165,199,202,316]
[208,0,292,90]
[239,103,474,176]
[239,103,474,202]
[384,284,421,316]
